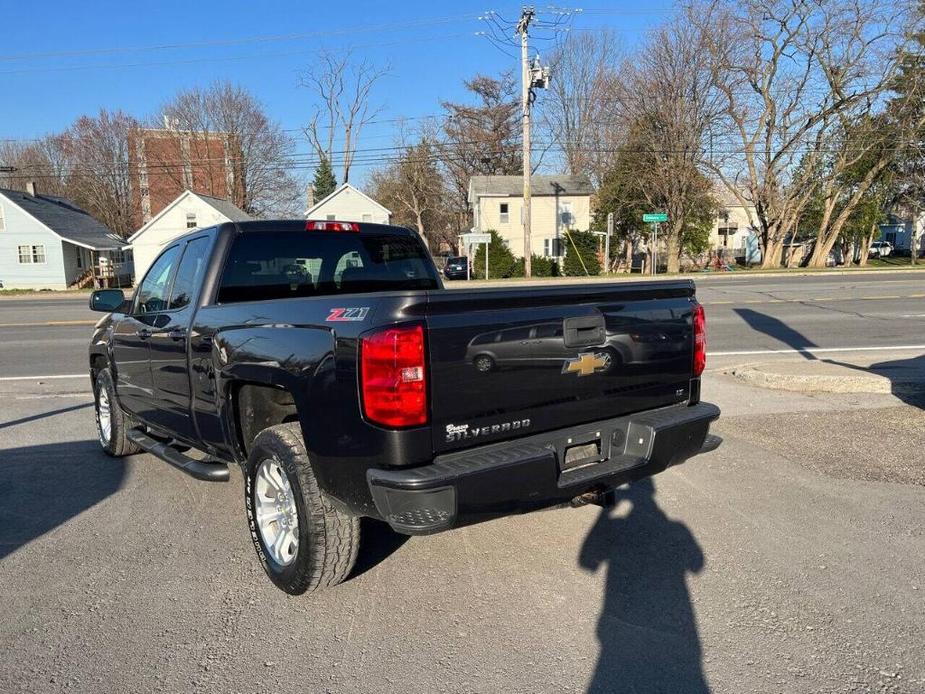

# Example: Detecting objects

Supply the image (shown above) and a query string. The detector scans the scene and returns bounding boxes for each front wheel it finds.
[245,423,360,594]
[94,368,141,457]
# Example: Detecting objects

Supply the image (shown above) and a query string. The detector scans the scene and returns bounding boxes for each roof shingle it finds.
[469,175,594,198]
[0,188,127,250]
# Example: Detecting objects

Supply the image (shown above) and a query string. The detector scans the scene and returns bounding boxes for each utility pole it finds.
[517,7,535,277]
[605,212,614,274]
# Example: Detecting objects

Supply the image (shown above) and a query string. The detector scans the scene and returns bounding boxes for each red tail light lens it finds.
[306,220,360,232]
[692,303,706,377]
[360,324,427,428]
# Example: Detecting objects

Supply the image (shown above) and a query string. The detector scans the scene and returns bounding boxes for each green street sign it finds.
[643,213,668,223]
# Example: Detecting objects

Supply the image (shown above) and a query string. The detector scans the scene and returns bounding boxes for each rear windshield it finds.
[217,230,438,304]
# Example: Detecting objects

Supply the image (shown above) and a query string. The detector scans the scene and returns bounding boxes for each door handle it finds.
[167,328,187,342]
[136,328,152,340]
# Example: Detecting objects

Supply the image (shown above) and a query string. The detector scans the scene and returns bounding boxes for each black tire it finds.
[94,368,141,457]
[245,423,360,594]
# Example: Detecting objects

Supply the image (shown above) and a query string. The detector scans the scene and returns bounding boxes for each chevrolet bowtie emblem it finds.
[562,352,611,377]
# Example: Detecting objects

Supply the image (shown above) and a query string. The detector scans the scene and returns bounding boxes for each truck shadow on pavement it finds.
[734,308,925,409]
[580,478,708,694]
[0,440,126,560]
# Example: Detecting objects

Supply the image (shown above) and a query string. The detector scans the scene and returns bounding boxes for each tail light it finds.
[692,303,706,377]
[306,220,359,232]
[360,324,427,428]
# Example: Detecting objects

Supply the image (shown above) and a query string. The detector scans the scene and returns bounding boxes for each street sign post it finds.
[605,212,614,273]
[642,213,667,274]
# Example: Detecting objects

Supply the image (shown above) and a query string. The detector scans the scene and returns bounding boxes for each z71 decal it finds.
[326,307,370,322]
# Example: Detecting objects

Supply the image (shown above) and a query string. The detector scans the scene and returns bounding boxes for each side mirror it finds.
[89,289,126,313]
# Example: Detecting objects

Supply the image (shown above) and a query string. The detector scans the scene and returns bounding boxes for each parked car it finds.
[869,241,893,257]
[443,255,469,280]
[87,220,720,594]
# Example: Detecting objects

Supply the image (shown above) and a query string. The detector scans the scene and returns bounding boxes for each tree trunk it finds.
[761,237,784,269]
[623,238,633,273]
[666,225,682,274]
[857,229,873,265]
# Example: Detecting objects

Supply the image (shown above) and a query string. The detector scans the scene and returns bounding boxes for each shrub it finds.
[562,230,602,276]
[472,230,521,279]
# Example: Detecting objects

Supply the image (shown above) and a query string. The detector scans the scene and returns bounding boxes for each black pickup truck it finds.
[88,220,720,594]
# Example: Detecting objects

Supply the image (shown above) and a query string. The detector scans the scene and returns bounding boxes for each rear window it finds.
[217,230,438,304]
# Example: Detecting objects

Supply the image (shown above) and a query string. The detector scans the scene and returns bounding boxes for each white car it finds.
[870,241,893,257]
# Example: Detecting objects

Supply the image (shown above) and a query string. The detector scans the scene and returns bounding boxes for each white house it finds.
[305,183,391,225]
[879,213,925,255]
[129,190,251,281]
[468,175,593,259]
[0,185,129,290]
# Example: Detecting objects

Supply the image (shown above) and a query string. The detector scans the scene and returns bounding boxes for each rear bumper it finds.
[367,402,720,535]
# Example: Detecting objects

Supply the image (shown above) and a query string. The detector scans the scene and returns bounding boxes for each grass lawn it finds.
[867,256,925,268]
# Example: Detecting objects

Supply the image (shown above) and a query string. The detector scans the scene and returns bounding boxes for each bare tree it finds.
[0,137,69,195]
[368,123,452,250]
[300,50,389,184]
[542,30,621,183]
[693,0,904,268]
[58,109,136,237]
[439,73,522,233]
[609,17,721,273]
[158,82,300,217]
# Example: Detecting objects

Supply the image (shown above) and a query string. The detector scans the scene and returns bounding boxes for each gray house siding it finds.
[0,197,68,289]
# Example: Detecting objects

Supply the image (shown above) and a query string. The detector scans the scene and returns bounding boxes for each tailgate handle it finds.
[563,315,605,348]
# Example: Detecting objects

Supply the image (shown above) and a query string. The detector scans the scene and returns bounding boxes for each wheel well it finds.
[234,383,299,456]
[90,354,107,381]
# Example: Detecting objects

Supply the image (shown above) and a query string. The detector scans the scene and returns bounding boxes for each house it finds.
[128,120,240,229]
[0,184,129,290]
[710,188,762,265]
[305,183,391,224]
[879,212,925,255]
[711,189,758,251]
[128,190,251,281]
[468,175,593,259]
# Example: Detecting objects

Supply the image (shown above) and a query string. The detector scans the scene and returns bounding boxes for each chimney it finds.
[25,181,37,196]
[306,184,315,210]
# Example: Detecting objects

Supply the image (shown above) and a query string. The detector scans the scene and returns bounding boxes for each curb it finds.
[723,365,924,394]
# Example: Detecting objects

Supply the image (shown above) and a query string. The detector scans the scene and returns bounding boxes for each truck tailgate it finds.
[425,281,697,454]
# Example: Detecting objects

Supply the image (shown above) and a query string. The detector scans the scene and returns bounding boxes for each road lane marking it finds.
[0,320,96,327]
[704,294,925,305]
[0,374,86,381]
[708,345,925,357]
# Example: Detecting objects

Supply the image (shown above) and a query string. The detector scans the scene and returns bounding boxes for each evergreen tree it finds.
[312,155,337,202]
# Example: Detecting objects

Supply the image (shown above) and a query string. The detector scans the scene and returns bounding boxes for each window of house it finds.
[362,214,372,222]
[186,212,197,229]
[17,244,45,264]
[717,221,739,248]
[76,249,83,269]
[500,202,509,224]
[326,214,336,221]
[543,238,563,257]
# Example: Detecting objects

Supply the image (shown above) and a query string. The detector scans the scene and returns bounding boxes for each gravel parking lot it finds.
[1,372,922,694]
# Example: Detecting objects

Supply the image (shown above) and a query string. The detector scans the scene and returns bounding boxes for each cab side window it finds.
[134,246,180,314]
[168,237,210,310]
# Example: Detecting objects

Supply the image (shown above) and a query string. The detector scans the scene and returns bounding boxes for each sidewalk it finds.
[720,352,925,395]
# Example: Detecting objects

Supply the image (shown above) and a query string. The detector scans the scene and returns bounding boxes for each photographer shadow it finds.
[580,478,708,693]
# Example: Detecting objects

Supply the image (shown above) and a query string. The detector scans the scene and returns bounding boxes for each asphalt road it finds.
[1,271,923,380]
[1,272,923,693]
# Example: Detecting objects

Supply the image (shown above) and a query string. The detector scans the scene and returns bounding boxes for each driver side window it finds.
[134,245,181,314]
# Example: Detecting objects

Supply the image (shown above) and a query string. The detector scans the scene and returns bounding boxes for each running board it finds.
[127,429,229,482]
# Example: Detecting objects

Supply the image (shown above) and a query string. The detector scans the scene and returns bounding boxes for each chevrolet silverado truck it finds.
[87,220,720,594]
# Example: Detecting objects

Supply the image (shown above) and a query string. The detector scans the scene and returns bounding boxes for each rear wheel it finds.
[94,368,141,457]
[474,354,495,373]
[245,423,359,594]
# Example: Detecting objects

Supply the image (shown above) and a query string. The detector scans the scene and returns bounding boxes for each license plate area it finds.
[561,438,603,471]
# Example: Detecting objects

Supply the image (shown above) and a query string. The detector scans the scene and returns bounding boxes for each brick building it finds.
[128,123,241,229]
